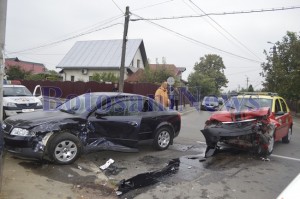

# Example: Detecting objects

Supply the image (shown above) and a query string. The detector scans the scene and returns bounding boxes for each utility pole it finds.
[246,76,249,89]
[0,0,8,123]
[119,6,130,92]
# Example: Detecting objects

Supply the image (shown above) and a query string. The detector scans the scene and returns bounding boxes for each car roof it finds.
[88,92,147,98]
[3,85,26,88]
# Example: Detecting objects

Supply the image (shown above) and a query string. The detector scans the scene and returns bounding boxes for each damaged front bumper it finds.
[4,132,54,160]
[201,119,274,157]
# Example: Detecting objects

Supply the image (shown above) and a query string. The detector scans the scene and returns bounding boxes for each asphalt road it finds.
[1,109,300,199]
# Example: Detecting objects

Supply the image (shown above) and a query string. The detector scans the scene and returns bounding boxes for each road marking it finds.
[271,154,300,162]
[196,141,300,162]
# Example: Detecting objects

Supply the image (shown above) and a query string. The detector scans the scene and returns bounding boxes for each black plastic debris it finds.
[116,158,180,196]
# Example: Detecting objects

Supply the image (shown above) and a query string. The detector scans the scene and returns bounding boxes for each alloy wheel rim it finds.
[54,140,77,162]
[158,131,170,148]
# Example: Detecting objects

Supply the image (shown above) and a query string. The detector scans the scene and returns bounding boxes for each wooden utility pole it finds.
[0,0,8,123]
[119,6,130,92]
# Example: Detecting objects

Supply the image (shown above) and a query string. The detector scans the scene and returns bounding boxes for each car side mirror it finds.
[275,111,285,116]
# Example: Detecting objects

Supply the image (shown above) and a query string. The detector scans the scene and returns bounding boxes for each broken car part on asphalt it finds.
[116,158,180,196]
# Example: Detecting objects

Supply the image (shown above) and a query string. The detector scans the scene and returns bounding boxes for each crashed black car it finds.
[3,92,181,164]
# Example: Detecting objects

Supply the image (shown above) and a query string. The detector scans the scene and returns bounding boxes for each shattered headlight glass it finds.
[11,128,35,137]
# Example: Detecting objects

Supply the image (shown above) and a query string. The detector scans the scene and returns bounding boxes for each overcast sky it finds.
[4,0,300,91]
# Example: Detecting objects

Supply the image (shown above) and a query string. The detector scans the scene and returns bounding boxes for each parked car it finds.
[3,84,43,118]
[201,92,293,157]
[3,93,181,164]
[200,95,220,111]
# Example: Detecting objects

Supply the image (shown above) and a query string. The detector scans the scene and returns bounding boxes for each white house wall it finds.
[132,49,145,69]
[62,69,120,82]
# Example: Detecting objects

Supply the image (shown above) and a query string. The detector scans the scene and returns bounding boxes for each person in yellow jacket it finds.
[155,81,170,108]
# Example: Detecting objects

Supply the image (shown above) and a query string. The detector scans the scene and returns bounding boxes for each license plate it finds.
[22,109,34,113]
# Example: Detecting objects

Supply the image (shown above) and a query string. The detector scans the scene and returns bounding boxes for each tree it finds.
[140,67,175,84]
[248,84,254,92]
[25,70,61,81]
[91,72,118,83]
[6,65,31,80]
[188,54,228,96]
[261,31,300,100]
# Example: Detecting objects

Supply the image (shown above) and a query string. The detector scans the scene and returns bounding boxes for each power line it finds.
[111,0,124,14]
[9,23,122,54]
[188,0,264,62]
[132,0,175,11]
[183,0,238,58]
[226,68,261,76]
[131,13,262,64]
[131,5,300,21]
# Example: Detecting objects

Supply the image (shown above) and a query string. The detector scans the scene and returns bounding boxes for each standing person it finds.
[174,87,180,111]
[155,81,169,108]
[169,86,175,109]
[112,83,118,92]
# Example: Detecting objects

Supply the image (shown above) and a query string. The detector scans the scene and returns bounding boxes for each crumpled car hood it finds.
[209,107,270,122]
[5,111,80,128]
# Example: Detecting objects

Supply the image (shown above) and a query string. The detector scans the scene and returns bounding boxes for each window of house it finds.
[71,76,75,82]
[137,59,141,68]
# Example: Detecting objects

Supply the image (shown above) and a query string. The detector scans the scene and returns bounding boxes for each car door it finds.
[273,98,287,140]
[277,98,290,138]
[87,96,142,149]
[138,98,165,140]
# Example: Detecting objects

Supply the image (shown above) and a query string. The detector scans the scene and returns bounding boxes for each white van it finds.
[3,84,43,118]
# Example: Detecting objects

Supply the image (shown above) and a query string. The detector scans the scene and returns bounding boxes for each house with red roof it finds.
[5,57,46,74]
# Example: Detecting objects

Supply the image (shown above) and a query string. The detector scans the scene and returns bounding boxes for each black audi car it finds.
[3,93,181,164]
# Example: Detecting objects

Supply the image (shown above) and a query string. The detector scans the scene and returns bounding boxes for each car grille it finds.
[3,121,13,134]
[15,103,37,109]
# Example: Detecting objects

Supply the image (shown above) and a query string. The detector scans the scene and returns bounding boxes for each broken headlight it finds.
[11,128,35,137]
[5,102,17,107]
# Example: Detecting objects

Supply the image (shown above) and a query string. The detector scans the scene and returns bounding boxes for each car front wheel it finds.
[48,133,82,165]
[282,128,292,143]
[153,127,172,150]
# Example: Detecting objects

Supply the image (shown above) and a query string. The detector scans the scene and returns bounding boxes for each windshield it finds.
[3,87,33,97]
[58,93,105,115]
[221,96,273,111]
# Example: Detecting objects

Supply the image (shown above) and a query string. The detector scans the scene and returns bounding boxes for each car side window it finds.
[142,100,152,112]
[99,97,126,116]
[274,99,282,113]
[279,99,288,113]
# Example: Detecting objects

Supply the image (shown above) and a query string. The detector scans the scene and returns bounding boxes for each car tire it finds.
[48,133,82,165]
[282,128,292,144]
[258,135,275,156]
[153,127,172,150]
